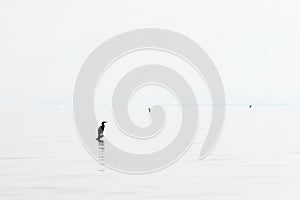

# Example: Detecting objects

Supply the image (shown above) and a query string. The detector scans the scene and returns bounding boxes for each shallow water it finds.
[0,107,300,199]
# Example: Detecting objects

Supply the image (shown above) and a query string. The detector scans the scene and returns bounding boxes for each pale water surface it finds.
[0,107,300,199]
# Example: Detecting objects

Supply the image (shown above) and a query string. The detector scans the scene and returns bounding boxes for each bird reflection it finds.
[97,140,105,172]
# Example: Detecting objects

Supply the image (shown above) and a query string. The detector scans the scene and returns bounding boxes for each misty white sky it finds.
[1,0,300,108]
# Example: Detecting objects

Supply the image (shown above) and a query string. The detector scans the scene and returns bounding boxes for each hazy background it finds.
[1,1,300,199]
[1,0,300,109]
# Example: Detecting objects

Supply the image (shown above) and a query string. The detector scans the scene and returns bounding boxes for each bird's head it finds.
[101,121,108,125]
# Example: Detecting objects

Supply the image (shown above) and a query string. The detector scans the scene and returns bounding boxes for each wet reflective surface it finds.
[0,107,300,199]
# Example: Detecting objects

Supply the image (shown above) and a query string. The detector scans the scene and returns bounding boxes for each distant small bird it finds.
[96,121,108,141]
[148,107,151,113]
[249,105,252,109]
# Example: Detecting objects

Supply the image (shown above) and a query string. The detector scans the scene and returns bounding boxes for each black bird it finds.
[96,121,108,141]
[249,105,252,109]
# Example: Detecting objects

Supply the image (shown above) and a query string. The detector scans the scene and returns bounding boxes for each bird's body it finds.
[96,121,108,141]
